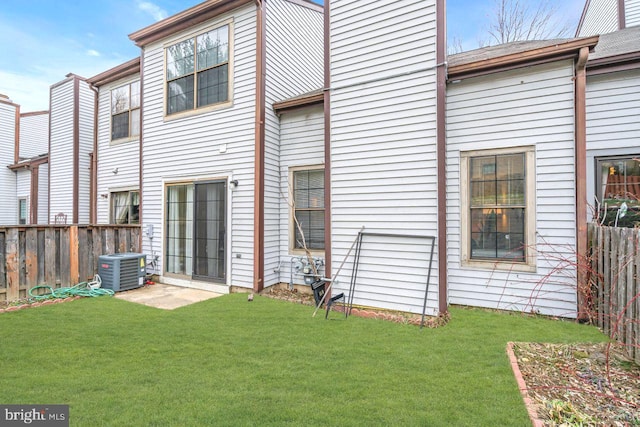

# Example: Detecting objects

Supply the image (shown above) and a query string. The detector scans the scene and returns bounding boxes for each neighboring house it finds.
[87,58,141,226]
[48,73,95,225]
[585,26,640,224]
[126,0,323,293]
[0,94,49,225]
[577,0,640,36]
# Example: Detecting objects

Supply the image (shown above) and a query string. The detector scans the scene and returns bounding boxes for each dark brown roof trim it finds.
[8,154,49,170]
[14,104,20,164]
[20,110,49,117]
[436,0,447,315]
[618,0,626,30]
[87,57,141,87]
[448,36,600,81]
[0,97,19,108]
[273,90,323,113]
[587,51,640,75]
[72,76,80,224]
[129,0,252,47]
[50,73,87,91]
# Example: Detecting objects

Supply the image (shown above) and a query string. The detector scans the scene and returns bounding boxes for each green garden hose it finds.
[29,281,114,301]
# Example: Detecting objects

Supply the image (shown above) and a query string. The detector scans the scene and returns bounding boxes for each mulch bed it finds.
[512,342,640,426]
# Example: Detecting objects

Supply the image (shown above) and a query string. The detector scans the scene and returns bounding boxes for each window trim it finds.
[109,80,140,143]
[18,197,27,225]
[460,146,536,272]
[109,189,140,225]
[162,19,234,120]
[289,165,325,255]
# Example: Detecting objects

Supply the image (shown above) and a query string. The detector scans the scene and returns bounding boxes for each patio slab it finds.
[114,283,223,310]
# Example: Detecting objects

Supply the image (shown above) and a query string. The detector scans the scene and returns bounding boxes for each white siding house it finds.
[16,170,31,224]
[19,112,49,158]
[38,163,49,223]
[328,0,441,315]
[88,60,141,225]
[48,74,95,224]
[628,0,640,26]
[446,60,581,316]
[126,0,324,294]
[0,96,18,224]
[263,0,324,288]
[578,0,620,36]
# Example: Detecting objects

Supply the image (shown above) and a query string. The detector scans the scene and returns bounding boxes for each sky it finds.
[0,0,587,112]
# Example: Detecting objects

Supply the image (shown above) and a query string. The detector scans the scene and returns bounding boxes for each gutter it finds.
[88,84,99,225]
[436,0,447,315]
[575,46,589,321]
[323,0,332,294]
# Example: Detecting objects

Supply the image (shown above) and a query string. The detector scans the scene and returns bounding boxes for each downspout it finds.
[323,0,332,290]
[436,0,448,315]
[618,0,626,30]
[575,46,589,320]
[253,0,266,292]
[89,84,99,225]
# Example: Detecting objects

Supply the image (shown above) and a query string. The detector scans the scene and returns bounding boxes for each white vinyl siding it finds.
[49,78,75,222]
[586,69,640,217]
[16,170,31,224]
[329,0,440,315]
[96,75,141,224]
[626,0,640,26]
[0,101,17,224]
[278,105,325,285]
[19,113,49,158]
[446,60,578,317]
[38,163,49,224]
[141,4,256,290]
[264,0,324,287]
[578,0,619,36]
[78,80,95,224]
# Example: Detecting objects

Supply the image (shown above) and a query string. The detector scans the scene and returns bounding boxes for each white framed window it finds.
[18,198,27,225]
[110,190,140,224]
[111,81,140,141]
[460,146,536,271]
[165,23,230,115]
[290,166,325,252]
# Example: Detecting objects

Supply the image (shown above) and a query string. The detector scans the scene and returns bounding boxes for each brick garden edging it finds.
[0,296,83,314]
[506,342,545,427]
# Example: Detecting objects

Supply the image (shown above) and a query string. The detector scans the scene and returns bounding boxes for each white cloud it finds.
[137,1,168,22]
[87,49,101,57]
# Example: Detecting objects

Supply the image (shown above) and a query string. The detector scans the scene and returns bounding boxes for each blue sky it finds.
[0,0,586,112]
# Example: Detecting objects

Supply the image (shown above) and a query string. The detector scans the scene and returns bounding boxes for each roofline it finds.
[8,154,49,170]
[20,110,49,117]
[273,91,323,113]
[129,0,253,47]
[587,51,640,75]
[575,0,591,37]
[0,97,19,108]
[448,36,600,81]
[87,57,141,87]
[282,0,323,13]
[50,73,86,91]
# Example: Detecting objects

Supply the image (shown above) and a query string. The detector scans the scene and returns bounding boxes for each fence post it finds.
[69,225,79,285]
[5,229,19,300]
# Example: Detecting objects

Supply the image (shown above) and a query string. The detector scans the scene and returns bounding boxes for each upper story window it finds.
[166,24,230,115]
[111,81,140,141]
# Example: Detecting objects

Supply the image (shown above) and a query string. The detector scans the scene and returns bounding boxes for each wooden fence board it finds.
[92,228,102,274]
[44,228,56,286]
[37,230,45,285]
[25,228,38,289]
[78,227,90,282]
[118,228,127,253]
[603,226,611,334]
[104,229,114,255]
[5,229,19,300]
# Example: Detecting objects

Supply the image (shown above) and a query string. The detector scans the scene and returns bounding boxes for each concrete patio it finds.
[114,283,223,310]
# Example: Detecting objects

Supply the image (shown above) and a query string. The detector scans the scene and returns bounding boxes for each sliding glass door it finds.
[166,181,226,282]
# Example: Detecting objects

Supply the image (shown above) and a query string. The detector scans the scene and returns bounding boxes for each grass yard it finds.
[0,294,606,426]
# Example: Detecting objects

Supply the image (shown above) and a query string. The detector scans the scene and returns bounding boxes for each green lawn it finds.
[0,295,606,426]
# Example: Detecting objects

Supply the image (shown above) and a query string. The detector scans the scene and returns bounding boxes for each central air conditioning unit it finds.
[98,253,146,292]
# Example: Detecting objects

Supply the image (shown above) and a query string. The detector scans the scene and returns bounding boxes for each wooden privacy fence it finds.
[0,225,141,302]
[588,223,640,363]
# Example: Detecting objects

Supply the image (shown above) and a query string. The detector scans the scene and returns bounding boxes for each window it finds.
[291,167,325,251]
[18,198,27,225]
[111,81,140,140]
[111,191,140,224]
[461,147,535,270]
[166,24,230,115]
[596,155,640,227]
